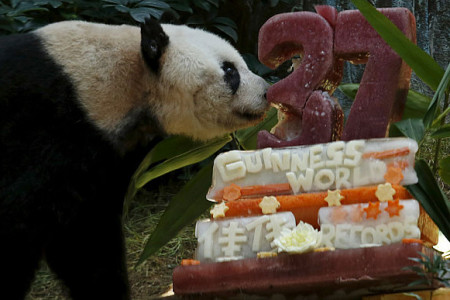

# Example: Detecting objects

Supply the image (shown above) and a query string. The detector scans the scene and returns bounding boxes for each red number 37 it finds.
[257,6,416,149]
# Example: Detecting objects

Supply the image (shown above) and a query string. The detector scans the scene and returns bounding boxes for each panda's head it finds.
[140,19,269,141]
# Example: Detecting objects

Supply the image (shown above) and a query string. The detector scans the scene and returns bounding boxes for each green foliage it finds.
[124,135,231,218]
[0,0,239,42]
[403,251,449,288]
[136,162,214,266]
[407,160,450,242]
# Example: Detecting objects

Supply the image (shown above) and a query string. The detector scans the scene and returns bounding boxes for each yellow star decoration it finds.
[259,196,280,214]
[210,202,229,219]
[324,190,344,207]
[375,182,396,202]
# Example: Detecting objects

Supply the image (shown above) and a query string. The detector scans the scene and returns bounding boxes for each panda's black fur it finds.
[0,18,268,300]
[1,32,137,300]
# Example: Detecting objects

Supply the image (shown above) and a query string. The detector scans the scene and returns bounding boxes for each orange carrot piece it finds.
[384,165,404,185]
[363,201,381,219]
[362,147,410,159]
[223,184,241,201]
[387,160,409,170]
[217,183,292,201]
[402,238,423,245]
[181,259,200,266]
[384,199,404,217]
[240,183,292,197]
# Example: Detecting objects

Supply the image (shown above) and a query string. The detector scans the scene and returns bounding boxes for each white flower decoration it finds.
[273,221,321,254]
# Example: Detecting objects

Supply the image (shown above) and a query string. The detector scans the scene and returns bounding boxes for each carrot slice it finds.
[384,165,404,185]
[181,259,200,266]
[223,184,241,201]
[241,183,292,197]
[363,201,381,219]
[402,238,423,244]
[384,198,404,217]
[362,147,410,159]
[387,160,409,170]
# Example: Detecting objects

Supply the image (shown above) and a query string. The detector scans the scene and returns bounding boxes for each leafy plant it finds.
[0,0,239,42]
[403,251,449,288]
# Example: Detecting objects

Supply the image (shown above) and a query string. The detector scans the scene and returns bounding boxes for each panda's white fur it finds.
[36,21,269,142]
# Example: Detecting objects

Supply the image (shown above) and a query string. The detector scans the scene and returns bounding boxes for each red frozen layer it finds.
[173,243,438,298]
[334,8,416,141]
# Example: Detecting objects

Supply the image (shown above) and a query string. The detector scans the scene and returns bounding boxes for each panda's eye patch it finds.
[222,61,240,95]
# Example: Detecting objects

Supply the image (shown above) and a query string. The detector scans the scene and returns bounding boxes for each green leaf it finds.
[390,118,424,142]
[193,0,210,11]
[242,53,273,77]
[269,0,280,7]
[114,4,130,13]
[135,135,231,188]
[124,135,219,216]
[351,0,445,91]
[235,107,278,150]
[206,0,219,7]
[402,292,424,299]
[338,83,359,100]
[103,0,126,4]
[439,156,450,185]
[130,6,162,21]
[213,17,237,29]
[136,163,214,266]
[168,2,193,13]
[431,124,450,139]
[213,24,238,42]
[136,0,170,9]
[186,15,205,25]
[423,63,450,129]
[406,160,450,242]
[403,90,432,120]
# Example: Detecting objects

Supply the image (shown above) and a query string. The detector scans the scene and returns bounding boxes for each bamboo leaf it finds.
[431,124,450,139]
[403,90,432,120]
[135,135,231,188]
[390,119,424,142]
[213,17,237,29]
[423,63,450,128]
[351,0,444,91]
[439,156,450,185]
[124,136,205,216]
[338,83,359,100]
[402,291,424,299]
[235,107,278,150]
[136,163,213,266]
[213,24,238,43]
[406,160,450,242]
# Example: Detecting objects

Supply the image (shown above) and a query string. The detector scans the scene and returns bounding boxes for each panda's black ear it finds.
[140,17,169,73]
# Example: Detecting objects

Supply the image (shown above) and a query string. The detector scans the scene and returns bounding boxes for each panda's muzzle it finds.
[235,110,264,121]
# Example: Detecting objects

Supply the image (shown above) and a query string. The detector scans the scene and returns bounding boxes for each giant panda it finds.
[0,18,268,300]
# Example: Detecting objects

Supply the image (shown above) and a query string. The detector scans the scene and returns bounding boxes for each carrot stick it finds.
[222,185,411,228]
[241,183,292,197]
[362,147,410,159]
[216,183,292,201]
